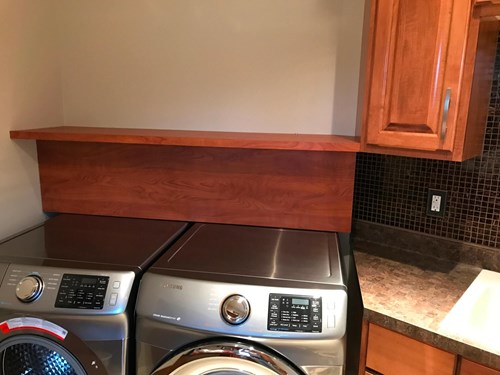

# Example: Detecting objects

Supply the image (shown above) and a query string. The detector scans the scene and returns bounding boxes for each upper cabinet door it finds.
[364,0,471,152]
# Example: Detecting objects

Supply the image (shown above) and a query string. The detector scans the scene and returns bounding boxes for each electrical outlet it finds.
[427,189,447,217]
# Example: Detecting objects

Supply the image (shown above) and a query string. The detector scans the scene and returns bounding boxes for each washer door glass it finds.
[153,341,303,375]
[0,335,86,375]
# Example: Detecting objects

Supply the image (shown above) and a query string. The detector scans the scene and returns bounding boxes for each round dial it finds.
[221,294,250,325]
[16,275,44,303]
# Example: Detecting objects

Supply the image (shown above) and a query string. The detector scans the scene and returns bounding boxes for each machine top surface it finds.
[0,214,188,270]
[151,223,344,286]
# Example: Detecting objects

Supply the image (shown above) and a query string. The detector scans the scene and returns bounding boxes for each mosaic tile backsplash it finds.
[353,34,500,250]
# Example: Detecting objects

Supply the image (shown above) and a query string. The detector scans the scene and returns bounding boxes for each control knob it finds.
[16,275,44,303]
[221,294,250,325]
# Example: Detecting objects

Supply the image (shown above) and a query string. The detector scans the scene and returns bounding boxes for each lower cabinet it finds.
[460,359,500,375]
[362,323,500,375]
[365,323,456,375]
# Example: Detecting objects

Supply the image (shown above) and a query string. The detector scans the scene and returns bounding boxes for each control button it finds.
[327,300,335,310]
[291,323,299,329]
[109,293,118,306]
[270,303,278,310]
[327,315,335,328]
[113,281,120,289]
[279,322,290,328]
[221,295,250,325]
[270,311,278,319]
[312,315,320,321]
[269,320,279,327]
[16,275,44,303]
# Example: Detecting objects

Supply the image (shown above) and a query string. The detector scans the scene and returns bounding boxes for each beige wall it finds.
[0,1,63,238]
[0,1,365,238]
[61,0,365,135]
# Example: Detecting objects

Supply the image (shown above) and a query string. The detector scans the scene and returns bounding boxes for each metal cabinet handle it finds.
[441,88,452,141]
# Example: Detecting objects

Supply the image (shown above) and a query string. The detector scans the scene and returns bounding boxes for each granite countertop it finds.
[354,248,500,369]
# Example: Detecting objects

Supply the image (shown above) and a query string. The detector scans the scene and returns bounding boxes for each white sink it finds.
[439,270,500,355]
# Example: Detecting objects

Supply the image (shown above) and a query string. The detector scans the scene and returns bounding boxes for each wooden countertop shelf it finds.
[10,126,358,232]
[10,126,360,152]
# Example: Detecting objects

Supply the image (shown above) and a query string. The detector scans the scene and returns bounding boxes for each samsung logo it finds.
[162,282,183,291]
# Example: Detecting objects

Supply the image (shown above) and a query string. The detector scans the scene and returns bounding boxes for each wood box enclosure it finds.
[12,127,359,232]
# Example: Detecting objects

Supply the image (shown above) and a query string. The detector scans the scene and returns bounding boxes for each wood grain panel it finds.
[36,141,356,232]
[362,0,485,156]
[388,0,443,128]
[362,16,499,161]
[358,320,370,375]
[460,358,500,375]
[474,1,500,18]
[365,0,460,151]
[366,323,456,375]
[460,20,499,160]
[476,0,500,4]
[10,126,360,152]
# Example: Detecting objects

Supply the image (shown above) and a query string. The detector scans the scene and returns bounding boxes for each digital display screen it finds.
[268,294,322,333]
[292,298,309,306]
[56,274,108,310]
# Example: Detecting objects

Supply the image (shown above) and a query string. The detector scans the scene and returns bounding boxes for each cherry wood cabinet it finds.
[474,0,500,17]
[360,322,500,375]
[364,323,456,375]
[460,358,500,375]
[476,0,500,4]
[361,0,499,161]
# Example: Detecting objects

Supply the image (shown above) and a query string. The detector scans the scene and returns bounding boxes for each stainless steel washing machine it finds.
[136,223,362,375]
[0,214,188,375]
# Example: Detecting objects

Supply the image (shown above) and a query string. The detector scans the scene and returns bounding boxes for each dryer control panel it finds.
[267,294,322,333]
[0,264,135,315]
[55,274,109,310]
[138,273,348,340]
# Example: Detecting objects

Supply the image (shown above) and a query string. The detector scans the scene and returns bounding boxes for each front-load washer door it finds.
[0,335,87,375]
[152,341,304,375]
